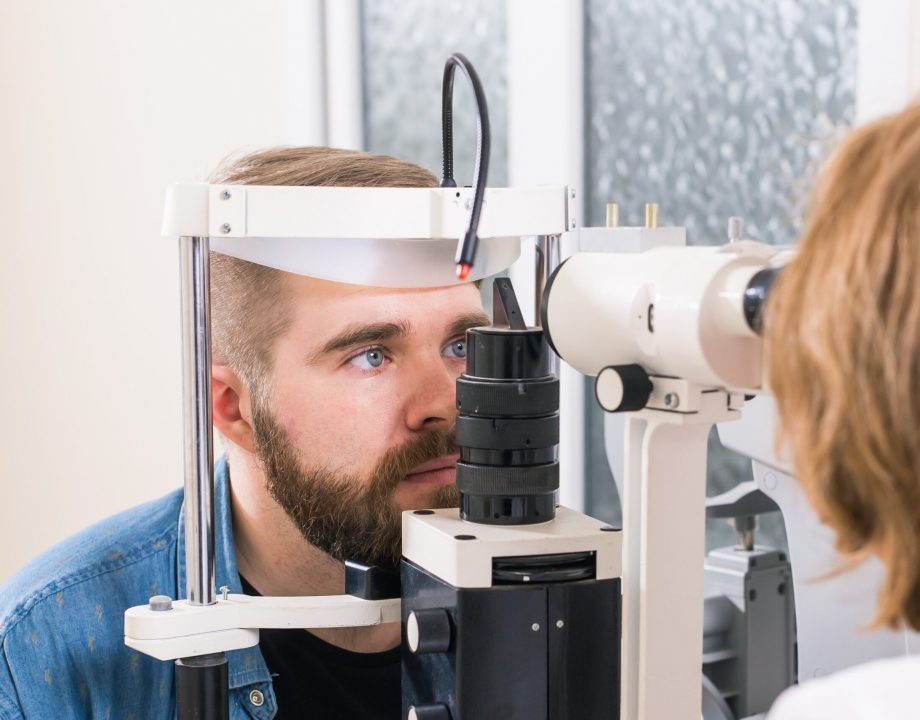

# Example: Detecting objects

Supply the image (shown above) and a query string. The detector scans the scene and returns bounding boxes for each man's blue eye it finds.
[351,348,385,369]
[446,340,467,359]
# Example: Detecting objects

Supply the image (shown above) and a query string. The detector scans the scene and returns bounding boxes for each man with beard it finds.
[0,147,489,719]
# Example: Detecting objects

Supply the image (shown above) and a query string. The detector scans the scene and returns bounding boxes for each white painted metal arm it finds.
[161,183,574,286]
[162,184,572,240]
[125,594,401,661]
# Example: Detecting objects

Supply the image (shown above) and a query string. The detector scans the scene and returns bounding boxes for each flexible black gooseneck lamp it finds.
[439,52,491,280]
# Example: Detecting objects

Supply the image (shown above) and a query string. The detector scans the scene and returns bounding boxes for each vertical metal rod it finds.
[179,235,216,606]
[534,234,562,373]
[534,234,561,325]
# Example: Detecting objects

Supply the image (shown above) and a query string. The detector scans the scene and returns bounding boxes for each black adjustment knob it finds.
[408,704,451,720]
[406,609,451,654]
[594,364,653,413]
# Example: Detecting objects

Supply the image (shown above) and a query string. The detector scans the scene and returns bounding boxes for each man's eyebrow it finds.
[311,321,410,362]
[446,312,491,339]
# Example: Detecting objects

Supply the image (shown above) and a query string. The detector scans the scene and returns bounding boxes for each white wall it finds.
[0,0,321,582]
[5,0,920,585]
[856,0,916,122]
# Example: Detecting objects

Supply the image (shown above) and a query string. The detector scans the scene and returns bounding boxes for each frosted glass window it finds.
[583,0,858,549]
[361,0,508,186]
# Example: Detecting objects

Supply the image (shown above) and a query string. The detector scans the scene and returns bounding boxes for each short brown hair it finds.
[765,102,920,629]
[209,147,437,393]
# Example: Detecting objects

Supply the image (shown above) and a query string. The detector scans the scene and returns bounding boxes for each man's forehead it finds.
[285,271,478,301]
[284,273,487,331]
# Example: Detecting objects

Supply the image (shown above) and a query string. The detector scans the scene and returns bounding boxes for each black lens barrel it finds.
[457,325,559,525]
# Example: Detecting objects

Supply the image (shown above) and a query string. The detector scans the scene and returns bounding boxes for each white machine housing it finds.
[544,241,791,390]
[401,506,622,589]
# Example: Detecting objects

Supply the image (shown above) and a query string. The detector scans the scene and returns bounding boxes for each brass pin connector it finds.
[645,203,659,229]
[606,203,619,228]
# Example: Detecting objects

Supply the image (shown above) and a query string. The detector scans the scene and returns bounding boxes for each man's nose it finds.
[403,354,459,432]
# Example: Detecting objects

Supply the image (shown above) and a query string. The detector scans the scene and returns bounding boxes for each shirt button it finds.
[249,689,265,707]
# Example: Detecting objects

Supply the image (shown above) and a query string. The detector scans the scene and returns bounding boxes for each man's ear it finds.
[212,365,255,454]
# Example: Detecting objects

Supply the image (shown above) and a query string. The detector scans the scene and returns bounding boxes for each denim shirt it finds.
[0,457,278,719]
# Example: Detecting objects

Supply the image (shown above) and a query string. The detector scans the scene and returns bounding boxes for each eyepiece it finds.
[744,267,782,335]
[457,283,559,525]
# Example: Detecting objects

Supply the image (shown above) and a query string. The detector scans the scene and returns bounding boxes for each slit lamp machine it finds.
[123,54,918,720]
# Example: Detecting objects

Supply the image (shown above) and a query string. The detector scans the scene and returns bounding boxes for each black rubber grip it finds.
[456,414,559,450]
[456,462,559,495]
[460,446,557,466]
[456,376,559,417]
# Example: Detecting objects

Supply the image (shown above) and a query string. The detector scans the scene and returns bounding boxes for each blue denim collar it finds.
[176,455,273,690]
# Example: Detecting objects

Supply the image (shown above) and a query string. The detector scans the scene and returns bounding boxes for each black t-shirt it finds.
[239,576,401,719]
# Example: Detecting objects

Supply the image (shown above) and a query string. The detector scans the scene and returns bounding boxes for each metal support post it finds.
[534,233,560,326]
[177,236,226,719]
[178,235,217,607]
[620,389,739,720]
[534,234,561,372]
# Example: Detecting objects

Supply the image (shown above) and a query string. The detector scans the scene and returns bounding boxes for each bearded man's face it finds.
[253,401,460,567]
[252,276,487,566]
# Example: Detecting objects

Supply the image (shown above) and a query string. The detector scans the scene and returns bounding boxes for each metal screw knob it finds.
[220,223,231,234]
[149,595,173,612]
[219,189,231,201]
[728,216,744,243]
[606,203,619,228]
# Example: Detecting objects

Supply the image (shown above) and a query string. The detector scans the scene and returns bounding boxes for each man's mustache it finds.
[369,430,460,494]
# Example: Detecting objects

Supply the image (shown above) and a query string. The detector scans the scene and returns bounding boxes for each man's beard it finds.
[251,403,461,568]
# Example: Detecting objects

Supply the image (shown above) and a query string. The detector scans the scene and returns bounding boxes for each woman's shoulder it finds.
[769,655,920,719]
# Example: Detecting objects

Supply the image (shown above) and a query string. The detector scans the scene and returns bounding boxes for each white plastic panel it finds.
[209,235,520,287]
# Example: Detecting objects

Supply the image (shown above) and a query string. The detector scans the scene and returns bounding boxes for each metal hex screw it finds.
[664,392,680,408]
[220,585,230,600]
[556,619,565,629]
[220,223,231,234]
[219,189,231,201]
[570,188,576,199]
[531,623,540,632]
